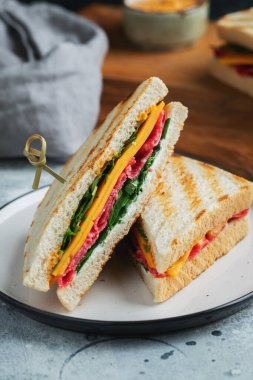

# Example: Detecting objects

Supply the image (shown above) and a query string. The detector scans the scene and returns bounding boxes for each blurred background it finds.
[19,0,253,20]
[0,0,252,172]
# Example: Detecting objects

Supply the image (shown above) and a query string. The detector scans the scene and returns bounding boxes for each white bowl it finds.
[123,0,209,50]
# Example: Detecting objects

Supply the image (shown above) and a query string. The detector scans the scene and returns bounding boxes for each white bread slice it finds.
[57,102,188,311]
[139,155,253,273]
[136,216,249,302]
[217,8,253,51]
[210,58,253,97]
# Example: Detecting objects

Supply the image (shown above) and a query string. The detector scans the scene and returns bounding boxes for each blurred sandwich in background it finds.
[210,8,253,97]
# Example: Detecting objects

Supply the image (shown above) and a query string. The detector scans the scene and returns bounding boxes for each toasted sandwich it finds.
[127,155,253,302]
[210,8,253,97]
[23,77,188,311]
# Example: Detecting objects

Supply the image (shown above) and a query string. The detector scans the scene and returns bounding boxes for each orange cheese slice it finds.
[129,0,197,13]
[218,54,253,65]
[165,251,190,277]
[134,226,190,277]
[52,102,165,279]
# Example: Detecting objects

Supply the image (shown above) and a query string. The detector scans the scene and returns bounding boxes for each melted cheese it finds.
[166,251,190,277]
[52,102,165,278]
[128,0,197,13]
[217,54,253,65]
[134,226,190,277]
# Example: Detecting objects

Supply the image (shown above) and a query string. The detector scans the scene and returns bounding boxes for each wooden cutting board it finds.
[81,5,253,180]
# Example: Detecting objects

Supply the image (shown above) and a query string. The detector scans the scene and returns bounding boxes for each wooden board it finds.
[81,5,253,180]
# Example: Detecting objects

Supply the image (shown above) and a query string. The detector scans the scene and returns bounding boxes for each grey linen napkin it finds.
[0,0,108,159]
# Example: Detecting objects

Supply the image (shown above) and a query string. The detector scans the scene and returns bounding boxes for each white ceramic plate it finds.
[0,187,252,334]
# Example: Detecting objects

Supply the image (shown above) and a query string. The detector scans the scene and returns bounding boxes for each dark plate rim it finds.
[0,187,253,334]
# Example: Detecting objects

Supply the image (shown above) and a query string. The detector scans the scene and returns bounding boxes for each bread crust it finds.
[136,216,249,302]
[23,77,169,291]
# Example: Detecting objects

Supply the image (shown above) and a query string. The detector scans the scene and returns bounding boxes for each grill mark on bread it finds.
[85,144,101,161]
[199,161,224,196]
[195,209,206,221]
[173,158,202,209]
[241,185,249,190]
[218,195,229,202]
[172,239,178,246]
[155,181,175,219]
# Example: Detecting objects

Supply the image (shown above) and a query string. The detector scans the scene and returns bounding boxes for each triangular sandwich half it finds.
[23,77,188,310]
[210,8,253,97]
[128,155,253,302]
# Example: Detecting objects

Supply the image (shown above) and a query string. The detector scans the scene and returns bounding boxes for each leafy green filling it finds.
[76,117,171,272]
[135,222,151,253]
[60,121,143,254]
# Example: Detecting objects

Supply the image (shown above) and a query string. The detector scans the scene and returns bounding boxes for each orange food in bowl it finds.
[127,0,198,13]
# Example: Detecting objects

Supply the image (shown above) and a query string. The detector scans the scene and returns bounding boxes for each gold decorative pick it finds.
[23,134,66,190]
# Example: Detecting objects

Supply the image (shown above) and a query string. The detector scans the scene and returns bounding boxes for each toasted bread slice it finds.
[57,102,188,310]
[139,155,253,273]
[217,8,253,51]
[136,216,249,302]
[210,59,253,97]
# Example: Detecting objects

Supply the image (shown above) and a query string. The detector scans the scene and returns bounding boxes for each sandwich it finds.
[23,77,188,311]
[127,155,253,302]
[210,8,253,97]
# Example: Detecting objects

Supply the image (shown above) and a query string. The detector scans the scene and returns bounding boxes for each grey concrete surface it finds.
[0,160,253,380]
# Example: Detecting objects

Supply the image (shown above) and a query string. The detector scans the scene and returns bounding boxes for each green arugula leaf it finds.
[136,222,149,242]
[161,118,171,140]
[124,178,139,195]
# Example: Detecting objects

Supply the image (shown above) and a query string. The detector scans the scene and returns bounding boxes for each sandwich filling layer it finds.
[213,44,253,77]
[52,102,171,287]
[130,209,249,278]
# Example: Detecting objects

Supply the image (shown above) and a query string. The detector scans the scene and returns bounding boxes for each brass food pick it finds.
[23,134,66,190]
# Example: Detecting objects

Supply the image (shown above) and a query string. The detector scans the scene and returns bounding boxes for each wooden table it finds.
[81,5,253,180]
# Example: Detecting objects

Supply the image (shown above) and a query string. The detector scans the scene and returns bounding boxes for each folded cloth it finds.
[0,0,108,159]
